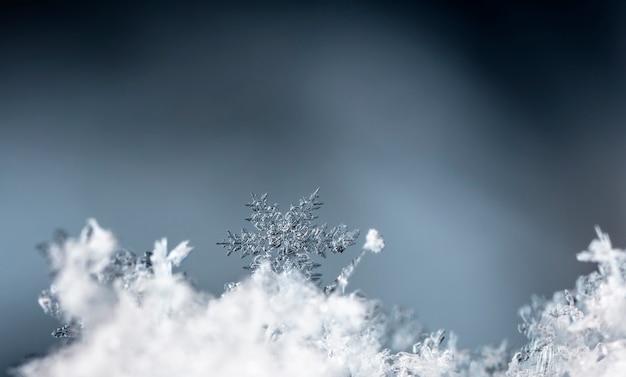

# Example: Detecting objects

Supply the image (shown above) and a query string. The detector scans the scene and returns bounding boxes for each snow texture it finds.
[11,194,626,377]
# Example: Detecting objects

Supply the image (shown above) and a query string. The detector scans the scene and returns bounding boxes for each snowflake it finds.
[218,188,359,281]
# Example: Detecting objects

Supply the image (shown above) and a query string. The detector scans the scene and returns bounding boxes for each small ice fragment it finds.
[167,240,193,266]
[364,229,385,253]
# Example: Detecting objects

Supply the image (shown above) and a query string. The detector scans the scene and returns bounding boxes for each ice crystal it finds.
[218,189,359,281]
[324,232,384,295]
[35,220,192,339]
[364,229,385,254]
[508,226,626,377]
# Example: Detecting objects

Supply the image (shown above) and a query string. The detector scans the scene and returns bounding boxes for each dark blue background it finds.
[2,1,626,374]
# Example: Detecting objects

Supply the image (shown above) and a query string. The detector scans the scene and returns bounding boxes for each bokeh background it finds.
[2,0,626,374]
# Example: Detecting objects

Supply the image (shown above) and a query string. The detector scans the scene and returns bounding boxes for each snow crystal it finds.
[364,229,385,254]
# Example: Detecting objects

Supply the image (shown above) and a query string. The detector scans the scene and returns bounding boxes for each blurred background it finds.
[2,0,626,374]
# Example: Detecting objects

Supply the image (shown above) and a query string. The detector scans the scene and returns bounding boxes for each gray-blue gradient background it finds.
[2,1,626,374]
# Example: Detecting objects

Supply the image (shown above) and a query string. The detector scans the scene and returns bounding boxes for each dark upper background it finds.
[1,0,625,374]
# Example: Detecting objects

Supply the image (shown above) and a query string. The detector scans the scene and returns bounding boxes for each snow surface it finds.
[12,219,626,377]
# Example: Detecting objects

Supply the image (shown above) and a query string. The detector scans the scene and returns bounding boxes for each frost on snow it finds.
[11,193,626,377]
